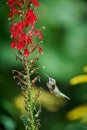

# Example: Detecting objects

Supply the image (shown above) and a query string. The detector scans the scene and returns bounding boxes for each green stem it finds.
[25,58,35,130]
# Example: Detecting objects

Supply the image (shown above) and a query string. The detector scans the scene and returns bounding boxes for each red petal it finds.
[21,34,26,41]
[16,22,23,31]
[39,32,43,40]
[11,41,16,48]
[31,0,40,7]
[27,37,32,44]
[24,49,30,56]
[9,8,14,18]
[35,30,39,36]
[17,42,24,49]
[38,47,43,54]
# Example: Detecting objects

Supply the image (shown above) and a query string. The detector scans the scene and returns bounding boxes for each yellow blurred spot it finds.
[83,66,87,73]
[69,75,87,85]
[66,104,87,121]
[14,87,66,112]
[14,94,25,113]
[81,115,87,124]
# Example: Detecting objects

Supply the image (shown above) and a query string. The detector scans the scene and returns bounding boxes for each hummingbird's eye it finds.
[49,78,55,84]
[50,79,53,82]
[49,78,53,83]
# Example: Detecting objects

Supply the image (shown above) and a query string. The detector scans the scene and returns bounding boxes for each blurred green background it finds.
[0,0,87,130]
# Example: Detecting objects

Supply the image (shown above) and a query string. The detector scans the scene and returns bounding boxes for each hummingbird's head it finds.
[44,73,56,85]
[49,78,56,85]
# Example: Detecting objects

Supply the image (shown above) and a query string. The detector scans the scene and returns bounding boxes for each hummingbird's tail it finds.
[57,92,70,100]
[64,95,70,100]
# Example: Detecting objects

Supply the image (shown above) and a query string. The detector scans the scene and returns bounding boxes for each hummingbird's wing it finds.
[53,86,70,100]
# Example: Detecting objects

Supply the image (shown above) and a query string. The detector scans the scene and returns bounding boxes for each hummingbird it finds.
[44,73,70,100]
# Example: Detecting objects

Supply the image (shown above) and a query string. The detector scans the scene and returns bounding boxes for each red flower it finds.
[8,0,22,8]
[10,23,17,38]
[17,42,24,50]
[24,49,30,56]
[21,34,27,41]
[10,22,24,38]
[9,8,14,18]
[8,0,16,7]
[16,22,23,31]
[31,0,40,7]
[39,32,43,40]
[11,41,16,48]
[12,30,19,38]
[8,0,21,18]
[8,0,43,57]
[35,30,43,40]
[27,37,32,44]
[25,10,37,26]
[9,6,20,18]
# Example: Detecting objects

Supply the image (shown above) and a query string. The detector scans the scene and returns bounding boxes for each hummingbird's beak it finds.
[43,72,50,79]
